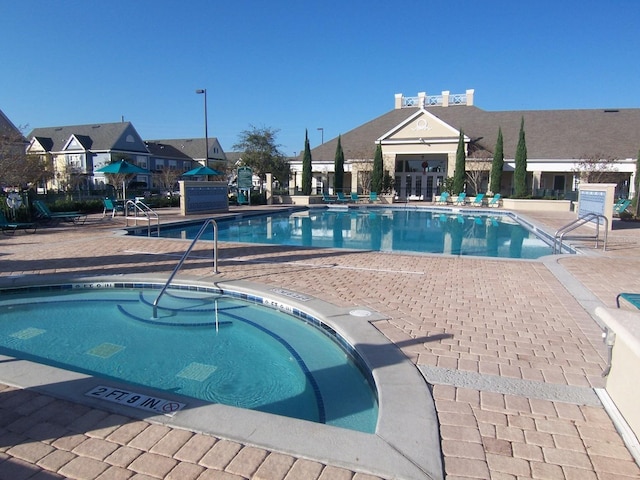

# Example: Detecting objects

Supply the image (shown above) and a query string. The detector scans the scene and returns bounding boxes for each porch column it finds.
[532,171,542,195]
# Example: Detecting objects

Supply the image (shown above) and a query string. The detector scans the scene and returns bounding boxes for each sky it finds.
[1,0,639,156]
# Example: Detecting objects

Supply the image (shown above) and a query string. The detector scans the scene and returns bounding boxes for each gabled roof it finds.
[27,122,148,153]
[146,138,226,161]
[145,141,193,161]
[0,108,24,142]
[310,105,640,161]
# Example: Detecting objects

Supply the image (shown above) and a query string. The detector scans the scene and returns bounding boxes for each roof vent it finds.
[603,109,619,113]
[92,125,101,128]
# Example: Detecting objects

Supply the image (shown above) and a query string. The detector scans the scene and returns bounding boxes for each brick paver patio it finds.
[0,206,639,479]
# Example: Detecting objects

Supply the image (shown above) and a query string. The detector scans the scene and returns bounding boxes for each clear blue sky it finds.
[2,0,639,156]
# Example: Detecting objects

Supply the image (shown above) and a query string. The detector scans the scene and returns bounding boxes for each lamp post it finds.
[195,89,209,167]
[317,127,324,144]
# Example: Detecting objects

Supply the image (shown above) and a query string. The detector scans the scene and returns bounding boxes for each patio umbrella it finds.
[182,165,223,177]
[95,160,150,199]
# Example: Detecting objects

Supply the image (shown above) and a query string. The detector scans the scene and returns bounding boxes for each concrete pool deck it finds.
[1,205,640,479]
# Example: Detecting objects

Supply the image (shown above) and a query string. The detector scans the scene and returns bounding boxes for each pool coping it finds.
[0,273,443,480]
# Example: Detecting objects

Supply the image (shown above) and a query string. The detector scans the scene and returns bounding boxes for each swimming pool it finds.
[149,207,562,259]
[0,281,378,433]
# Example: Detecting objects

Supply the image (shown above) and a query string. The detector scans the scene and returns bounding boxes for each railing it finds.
[553,213,608,254]
[401,92,467,108]
[125,199,159,237]
[152,218,219,319]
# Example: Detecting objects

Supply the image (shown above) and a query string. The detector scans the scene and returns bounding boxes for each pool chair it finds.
[322,192,335,203]
[102,198,124,218]
[453,192,467,205]
[237,192,249,205]
[0,210,37,235]
[487,194,502,208]
[613,199,631,216]
[471,193,485,207]
[616,293,640,309]
[350,192,360,203]
[336,192,349,203]
[369,192,381,203]
[33,200,87,225]
[435,192,450,205]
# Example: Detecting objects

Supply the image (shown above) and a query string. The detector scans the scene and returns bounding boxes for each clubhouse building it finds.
[291,90,640,201]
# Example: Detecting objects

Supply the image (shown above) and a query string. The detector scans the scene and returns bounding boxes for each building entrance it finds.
[395,173,444,201]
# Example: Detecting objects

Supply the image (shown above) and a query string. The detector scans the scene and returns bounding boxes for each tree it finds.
[489,127,504,195]
[301,129,312,195]
[465,152,491,195]
[453,130,466,193]
[514,117,528,198]
[0,126,51,189]
[572,153,619,184]
[233,125,289,185]
[334,135,344,193]
[371,142,383,194]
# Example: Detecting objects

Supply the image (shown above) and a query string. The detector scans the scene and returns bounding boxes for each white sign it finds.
[86,385,186,416]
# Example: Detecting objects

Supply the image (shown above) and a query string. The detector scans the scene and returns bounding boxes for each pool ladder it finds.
[152,219,219,319]
[125,199,160,237]
[553,213,608,254]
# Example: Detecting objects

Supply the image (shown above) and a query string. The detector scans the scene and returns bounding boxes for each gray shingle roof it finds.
[310,105,640,161]
[27,122,148,153]
[146,138,226,161]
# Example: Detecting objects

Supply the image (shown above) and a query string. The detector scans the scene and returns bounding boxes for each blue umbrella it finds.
[183,166,223,177]
[96,160,150,199]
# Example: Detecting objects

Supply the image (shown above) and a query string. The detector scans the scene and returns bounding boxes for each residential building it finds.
[290,90,640,200]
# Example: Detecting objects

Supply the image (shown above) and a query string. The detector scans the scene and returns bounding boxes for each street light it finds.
[195,89,209,167]
[317,127,324,144]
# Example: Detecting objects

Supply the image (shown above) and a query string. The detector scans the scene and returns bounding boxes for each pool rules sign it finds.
[86,385,186,416]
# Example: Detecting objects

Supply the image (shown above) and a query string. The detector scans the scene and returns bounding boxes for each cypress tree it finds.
[302,129,312,195]
[634,149,640,217]
[372,142,383,194]
[453,130,466,194]
[334,135,344,193]
[489,127,504,195]
[514,117,528,198]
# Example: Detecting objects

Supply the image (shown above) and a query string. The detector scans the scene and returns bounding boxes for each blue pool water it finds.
[0,284,378,432]
[154,207,556,259]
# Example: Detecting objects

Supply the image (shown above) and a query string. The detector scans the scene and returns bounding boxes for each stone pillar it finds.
[466,89,475,106]
[417,92,426,108]
[442,91,450,107]
[394,93,403,109]
[265,173,273,205]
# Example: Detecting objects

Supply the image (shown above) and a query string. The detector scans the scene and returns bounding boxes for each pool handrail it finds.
[152,218,219,319]
[553,213,608,253]
[125,199,159,237]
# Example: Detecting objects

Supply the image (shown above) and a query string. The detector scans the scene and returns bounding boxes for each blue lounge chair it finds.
[471,193,485,207]
[613,199,631,215]
[487,194,502,208]
[0,210,37,235]
[33,200,87,225]
[350,192,360,203]
[616,293,640,309]
[237,192,249,205]
[454,192,466,205]
[102,198,124,218]
[336,192,349,203]
[369,192,381,203]
[322,192,335,203]
[435,192,450,205]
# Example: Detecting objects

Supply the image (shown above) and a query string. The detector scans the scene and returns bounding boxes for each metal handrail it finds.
[125,199,160,237]
[152,218,219,319]
[553,213,608,254]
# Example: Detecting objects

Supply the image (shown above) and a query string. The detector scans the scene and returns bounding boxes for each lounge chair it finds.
[616,293,640,309]
[0,210,37,235]
[453,192,466,205]
[350,192,360,203]
[336,192,349,203]
[102,198,124,218]
[237,192,249,205]
[435,192,450,205]
[369,192,381,203]
[487,194,502,208]
[322,192,335,204]
[33,200,87,225]
[613,199,631,216]
[471,193,485,207]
